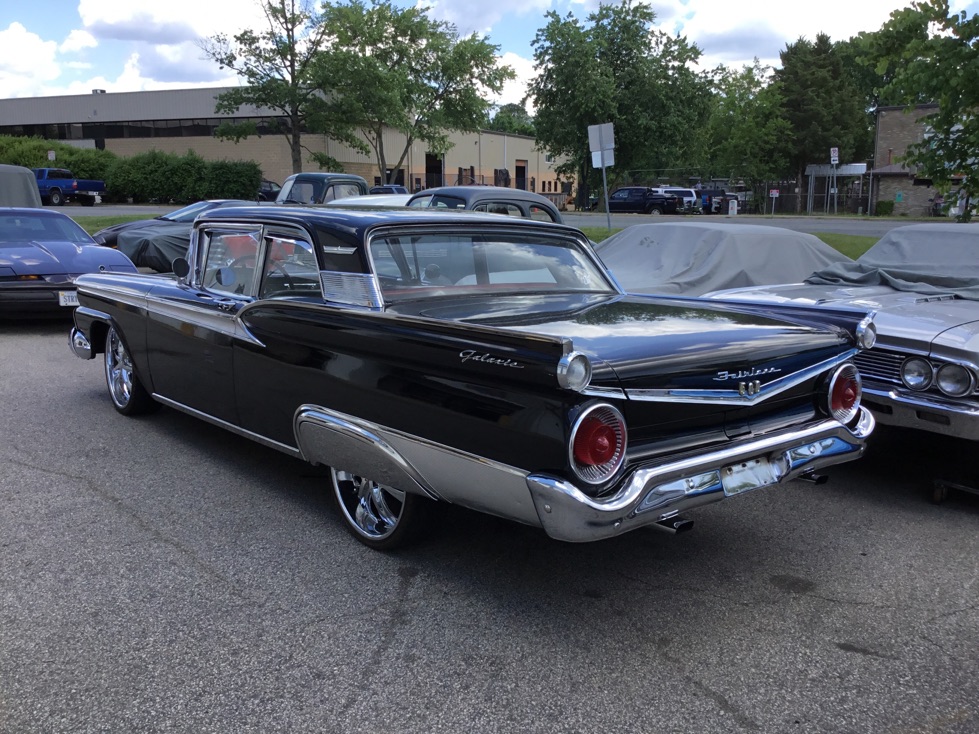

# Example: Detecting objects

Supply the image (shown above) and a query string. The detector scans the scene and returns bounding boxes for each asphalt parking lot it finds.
[2,319,977,733]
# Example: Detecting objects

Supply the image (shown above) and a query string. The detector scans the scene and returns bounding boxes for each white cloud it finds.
[0,22,60,97]
[493,51,536,111]
[425,0,552,37]
[77,0,273,41]
[59,29,97,54]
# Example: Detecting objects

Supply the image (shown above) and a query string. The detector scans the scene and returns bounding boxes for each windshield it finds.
[0,212,94,244]
[368,229,615,304]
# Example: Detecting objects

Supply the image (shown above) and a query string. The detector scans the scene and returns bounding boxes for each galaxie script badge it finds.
[459,349,524,369]
[713,366,781,382]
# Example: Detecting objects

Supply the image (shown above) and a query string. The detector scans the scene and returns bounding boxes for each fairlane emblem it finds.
[714,366,781,382]
[459,349,524,369]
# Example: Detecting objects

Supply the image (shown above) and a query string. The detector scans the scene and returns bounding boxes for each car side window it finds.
[260,236,320,298]
[528,205,557,222]
[473,202,521,217]
[610,190,628,201]
[201,228,263,297]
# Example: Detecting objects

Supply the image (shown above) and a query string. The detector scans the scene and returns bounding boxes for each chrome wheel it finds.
[104,327,157,416]
[330,469,424,549]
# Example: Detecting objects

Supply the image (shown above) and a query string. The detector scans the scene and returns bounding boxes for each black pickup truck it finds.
[607,186,679,215]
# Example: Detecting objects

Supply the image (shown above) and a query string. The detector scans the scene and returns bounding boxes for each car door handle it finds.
[217,299,238,312]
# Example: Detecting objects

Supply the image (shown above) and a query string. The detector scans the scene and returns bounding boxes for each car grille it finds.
[854,348,979,397]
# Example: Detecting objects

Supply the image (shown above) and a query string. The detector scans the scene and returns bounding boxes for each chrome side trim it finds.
[293,405,542,526]
[143,292,266,348]
[526,407,874,543]
[152,394,302,458]
[581,385,627,399]
[625,350,858,405]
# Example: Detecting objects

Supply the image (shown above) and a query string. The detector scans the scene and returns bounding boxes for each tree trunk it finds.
[290,110,303,173]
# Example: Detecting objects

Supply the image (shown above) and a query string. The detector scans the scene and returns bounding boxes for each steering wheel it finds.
[228,254,297,291]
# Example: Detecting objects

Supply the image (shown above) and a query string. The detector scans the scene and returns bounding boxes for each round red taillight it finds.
[573,417,616,466]
[569,404,627,485]
[828,364,861,424]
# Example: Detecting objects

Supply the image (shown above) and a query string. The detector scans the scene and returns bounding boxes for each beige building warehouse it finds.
[0,86,569,200]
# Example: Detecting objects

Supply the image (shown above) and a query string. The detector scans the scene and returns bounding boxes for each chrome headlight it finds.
[935,363,975,397]
[900,357,934,390]
[557,351,592,392]
[855,316,877,350]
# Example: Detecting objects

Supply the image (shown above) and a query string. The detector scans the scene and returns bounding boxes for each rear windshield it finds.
[368,229,614,303]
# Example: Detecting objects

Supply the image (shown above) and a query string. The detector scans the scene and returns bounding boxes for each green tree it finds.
[199,0,359,173]
[486,103,535,137]
[530,1,711,209]
[774,33,872,208]
[865,0,979,219]
[704,61,791,189]
[311,0,513,185]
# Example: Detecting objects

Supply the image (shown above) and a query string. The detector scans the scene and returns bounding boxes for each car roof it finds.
[197,204,582,240]
[408,186,557,206]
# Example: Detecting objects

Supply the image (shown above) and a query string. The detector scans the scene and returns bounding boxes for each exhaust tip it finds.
[654,516,694,534]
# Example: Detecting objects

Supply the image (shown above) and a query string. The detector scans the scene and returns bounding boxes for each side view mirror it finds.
[172,257,190,279]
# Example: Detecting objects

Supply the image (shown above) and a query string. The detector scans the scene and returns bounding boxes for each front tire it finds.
[48,189,64,206]
[104,327,158,416]
[330,469,427,550]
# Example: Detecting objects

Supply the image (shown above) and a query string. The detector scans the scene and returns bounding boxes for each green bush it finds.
[104,150,261,203]
[0,135,117,180]
[874,200,895,216]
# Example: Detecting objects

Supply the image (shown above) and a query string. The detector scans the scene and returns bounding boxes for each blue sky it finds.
[2,0,977,104]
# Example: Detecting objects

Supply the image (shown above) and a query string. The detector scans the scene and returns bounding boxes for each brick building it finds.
[871,103,943,216]
[0,87,569,201]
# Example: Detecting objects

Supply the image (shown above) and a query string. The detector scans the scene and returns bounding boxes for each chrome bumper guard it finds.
[69,328,94,360]
[526,407,875,543]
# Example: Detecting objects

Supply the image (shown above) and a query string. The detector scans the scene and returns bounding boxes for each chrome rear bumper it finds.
[526,407,875,542]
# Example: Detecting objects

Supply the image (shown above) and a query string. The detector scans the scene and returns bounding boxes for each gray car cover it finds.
[806,223,979,301]
[116,221,192,272]
[0,165,43,208]
[595,222,850,296]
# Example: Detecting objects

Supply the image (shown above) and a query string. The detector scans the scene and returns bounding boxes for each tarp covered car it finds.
[594,221,851,297]
[0,164,43,208]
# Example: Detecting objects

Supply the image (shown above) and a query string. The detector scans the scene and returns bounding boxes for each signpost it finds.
[829,147,839,213]
[588,122,615,230]
[769,188,779,216]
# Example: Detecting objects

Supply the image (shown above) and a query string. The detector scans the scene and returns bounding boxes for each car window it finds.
[473,202,521,217]
[201,228,263,297]
[323,183,364,203]
[609,190,629,201]
[529,205,558,222]
[418,194,467,210]
[368,231,613,303]
[259,236,321,299]
[0,213,92,243]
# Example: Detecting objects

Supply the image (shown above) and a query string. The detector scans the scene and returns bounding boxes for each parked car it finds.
[0,164,43,208]
[69,206,875,550]
[707,222,979,450]
[112,200,253,272]
[258,179,281,201]
[33,167,105,207]
[649,187,699,214]
[606,187,680,215]
[275,172,369,205]
[93,199,255,249]
[406,186,563,223]
[595,222,852,297]
[369,184,409,194]
[0,207,136,316]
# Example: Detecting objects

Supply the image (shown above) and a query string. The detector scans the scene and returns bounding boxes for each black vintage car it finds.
[69,207,876,550]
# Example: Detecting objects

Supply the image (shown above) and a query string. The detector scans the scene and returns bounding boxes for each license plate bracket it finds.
[721,457,778,496]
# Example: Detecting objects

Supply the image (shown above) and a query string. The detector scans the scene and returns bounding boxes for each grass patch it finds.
[73,214,153,235]
[580,226,622,242]
[812,232,878,259]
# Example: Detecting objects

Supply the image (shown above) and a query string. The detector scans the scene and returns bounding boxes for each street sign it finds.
[769,189,779,198]
[830,146,839,165]
[591,150,615,168]
[588,123,615,153]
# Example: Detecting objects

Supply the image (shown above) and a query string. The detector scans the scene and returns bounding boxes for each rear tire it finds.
[646,206,663,215]
[104,327,159,416]
[330,468,428,550]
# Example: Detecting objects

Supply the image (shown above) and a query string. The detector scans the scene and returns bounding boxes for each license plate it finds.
[58,290,79,307]
[721,457,778,496]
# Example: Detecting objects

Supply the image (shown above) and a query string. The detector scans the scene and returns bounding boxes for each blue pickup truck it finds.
[33,168,106,207]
